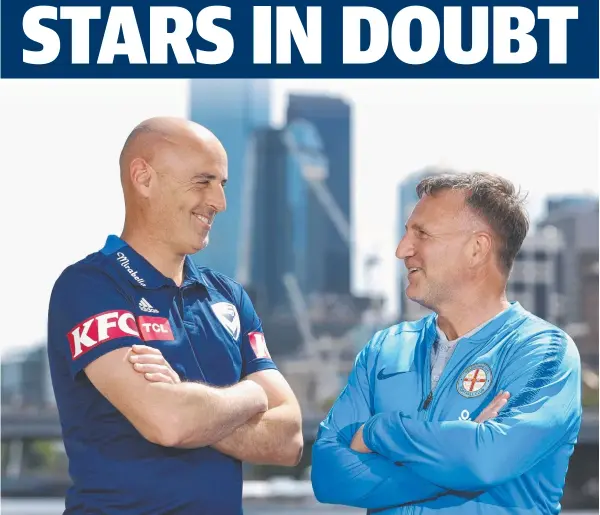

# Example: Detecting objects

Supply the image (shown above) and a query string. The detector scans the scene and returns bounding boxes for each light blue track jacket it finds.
[311,302,582,515]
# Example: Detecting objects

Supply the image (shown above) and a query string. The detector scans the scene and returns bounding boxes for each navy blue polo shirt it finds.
[47,235,278,515]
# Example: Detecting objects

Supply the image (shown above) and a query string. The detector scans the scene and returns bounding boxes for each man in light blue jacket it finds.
[311,172,582,515]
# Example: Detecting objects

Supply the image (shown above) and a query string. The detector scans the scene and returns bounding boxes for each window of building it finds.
[555,252,564,294]
[534,283,548,319]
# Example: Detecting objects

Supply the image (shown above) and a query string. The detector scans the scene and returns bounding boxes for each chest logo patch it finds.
[211,302,240,341]
[457,363,492,398]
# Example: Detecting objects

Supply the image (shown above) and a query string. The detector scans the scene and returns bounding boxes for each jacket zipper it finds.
[418,323,436,416]
[422,311,525,419]
[423,336,501,419]
[422,391,434,410]
[418,327,479,417]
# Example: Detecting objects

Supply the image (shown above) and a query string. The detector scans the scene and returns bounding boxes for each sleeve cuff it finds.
[69,336,139,379]
[363,411,406,461]
[362,412,382,453]
[242,358,278,377]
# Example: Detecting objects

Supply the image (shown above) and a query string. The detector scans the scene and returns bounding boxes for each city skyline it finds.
[272,79,599,317]
[0,78,598,353]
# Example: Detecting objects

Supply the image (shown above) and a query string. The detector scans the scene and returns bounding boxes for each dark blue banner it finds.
[1,0,598,78]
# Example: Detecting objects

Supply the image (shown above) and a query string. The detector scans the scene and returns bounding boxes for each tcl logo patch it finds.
[249,332,271,359]
[138,316,174,341]
[68,310,139,359]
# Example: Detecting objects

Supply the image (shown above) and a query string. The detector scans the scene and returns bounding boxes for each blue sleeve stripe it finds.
[499,331,566,420]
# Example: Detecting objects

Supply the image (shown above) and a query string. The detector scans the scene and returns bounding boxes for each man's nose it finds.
[395,234,414,260]
[209,184,227,213]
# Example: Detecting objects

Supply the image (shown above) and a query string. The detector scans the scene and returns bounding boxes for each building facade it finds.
[245,127,292,311]
[538,196,599,327]
[1,345,54,408]
[538,196,599,366]
[507,225,563,325]
[286,94,352,295]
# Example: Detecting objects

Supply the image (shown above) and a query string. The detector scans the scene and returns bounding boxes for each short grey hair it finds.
[416,171,530,275]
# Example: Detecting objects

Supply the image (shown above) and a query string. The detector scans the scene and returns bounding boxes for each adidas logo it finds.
[139,298,159,313]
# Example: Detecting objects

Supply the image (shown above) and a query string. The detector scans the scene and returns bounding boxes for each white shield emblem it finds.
[211,302,240,341]
[457,363,492,398]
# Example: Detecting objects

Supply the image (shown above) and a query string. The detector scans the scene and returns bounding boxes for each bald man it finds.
[47,117,303,515]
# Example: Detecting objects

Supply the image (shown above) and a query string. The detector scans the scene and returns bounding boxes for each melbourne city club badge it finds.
[457,363,492,398]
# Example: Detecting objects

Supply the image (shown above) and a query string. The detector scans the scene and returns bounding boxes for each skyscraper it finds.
[284,119,331,298]
[286,94,351,295]
[507,226,563,324]
[188,79,271,280]
[538,195,599,365]
[245,120,330,310]
[245,127,292,311]
[244,119,348,357]
[538,196,599,326]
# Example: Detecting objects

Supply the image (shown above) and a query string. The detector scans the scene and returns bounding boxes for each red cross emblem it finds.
[462,368,487,392]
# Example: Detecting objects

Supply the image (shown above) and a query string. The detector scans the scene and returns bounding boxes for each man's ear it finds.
[130,158,152,198]
[470,231,493,268]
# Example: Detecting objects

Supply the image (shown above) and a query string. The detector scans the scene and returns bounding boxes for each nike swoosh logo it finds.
[377,368,407,380]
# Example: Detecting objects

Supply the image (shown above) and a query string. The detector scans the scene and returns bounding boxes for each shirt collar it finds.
[100,235,207,290]
[182,255,207,289]
[434,302,526,344]
[436,316,495,344]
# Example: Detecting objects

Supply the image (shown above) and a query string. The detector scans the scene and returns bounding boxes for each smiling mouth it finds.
[194,213,212,228]
[408,267,422,276]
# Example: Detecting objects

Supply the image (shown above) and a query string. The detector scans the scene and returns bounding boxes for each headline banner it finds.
[2,0,598,78]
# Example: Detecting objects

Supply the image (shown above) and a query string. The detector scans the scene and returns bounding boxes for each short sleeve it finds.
[237,286,278,377]
[48,265,143,379]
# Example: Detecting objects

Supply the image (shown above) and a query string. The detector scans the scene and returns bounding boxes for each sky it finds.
[0,78,598,354]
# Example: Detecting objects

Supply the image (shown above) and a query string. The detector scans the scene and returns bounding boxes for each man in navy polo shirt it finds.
[47,117,303,515]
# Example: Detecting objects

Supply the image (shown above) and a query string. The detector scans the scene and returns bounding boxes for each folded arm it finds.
[86,347,268,448]
[211,369,303,466]
[362,331,582,491]
[312,335,453,509]
[128,343,302,464]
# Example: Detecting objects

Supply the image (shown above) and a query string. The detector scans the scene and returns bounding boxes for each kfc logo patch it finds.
[248,332,271,359]
[68,310,139,359]
[138,316,174,341]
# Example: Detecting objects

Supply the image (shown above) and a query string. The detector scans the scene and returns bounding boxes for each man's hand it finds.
[128,345,181,384]
[475,391,510,423]
[350,424,372,454]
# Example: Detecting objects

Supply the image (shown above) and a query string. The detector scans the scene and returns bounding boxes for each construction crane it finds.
[282,121,352,245]
[280,119,352,361]
[236,118,382,408]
